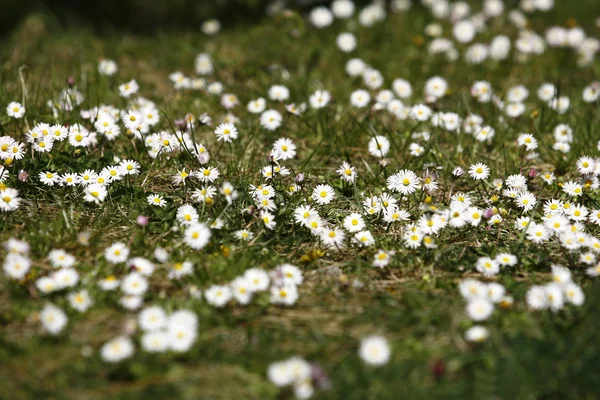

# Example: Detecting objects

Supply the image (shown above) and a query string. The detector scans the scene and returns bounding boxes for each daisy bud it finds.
[199,112,212,125]
[431,359,446,380]
[197,153,209,164]
[81,345,93,357]
[452,167,464,177]
[174,119,186,130]
[18,170,29,182]
[122,318,137,336]
[267,153,276,164]
[296,173,304,182]
[311,363,332,390]
[137,215,149,226]
[424,95,437,104]
[67,77,75,87]
[483,209,495,219]
[528,168,537,178]
[379,158,391,167]
[184,113,195,126]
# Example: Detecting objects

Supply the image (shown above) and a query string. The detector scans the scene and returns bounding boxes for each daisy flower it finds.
[468,163,490,180]
[101,336,135,362]
[196,166,220,183]
[122,110,144,131]
[354,230,375,247]
[466,298,494,321]
[260,110,283,131]
[105,242,130,264]
[260,210,277,230]
[320,227,345,248]
[368,135,390,158]
[311,184,335,205]
[119,79,139,98]
[214,123,238,142]
[309,90,331,109]
[3,253,30,279]
[387,169,420,195]
[517,133,538,150]
[183,223,212,250]
[119,159,141,175]
[68,289,93,312]
[205,285,232,308]
[147,194,167,207]
[270,285,299,306]
[84,184,108,204]
[6,101,25,118]
[247,98,266,114]
[268,85,290,101]
[235,229,254,241]
[336,162,356,182]
[476,257,500,276]
[40,304,68,334]
[359,335,391,366]
[465,326,489,342]
[273,138,296,160]
[373,250,395,268]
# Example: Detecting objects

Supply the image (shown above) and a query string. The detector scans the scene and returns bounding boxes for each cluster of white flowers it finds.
[526,265,585,311]
[268,356,316,399]
[2,0,600,396]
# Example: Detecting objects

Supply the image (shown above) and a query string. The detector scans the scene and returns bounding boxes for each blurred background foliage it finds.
[1,0,331,35]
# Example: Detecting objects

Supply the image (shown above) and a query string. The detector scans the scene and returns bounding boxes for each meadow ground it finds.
[1,1,600,399]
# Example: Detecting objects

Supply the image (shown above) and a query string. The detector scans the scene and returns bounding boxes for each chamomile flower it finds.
[231,277,253,305]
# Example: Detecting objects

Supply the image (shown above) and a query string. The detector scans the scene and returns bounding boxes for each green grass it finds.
[2,2,600,399]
